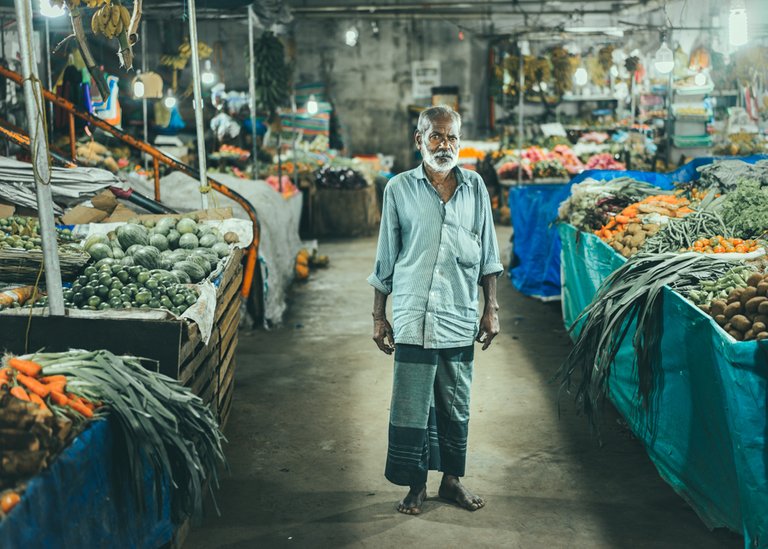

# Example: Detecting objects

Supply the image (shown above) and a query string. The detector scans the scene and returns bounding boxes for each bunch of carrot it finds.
[595,194,694,241]
[0,357,97,418]
[688,236,761,254]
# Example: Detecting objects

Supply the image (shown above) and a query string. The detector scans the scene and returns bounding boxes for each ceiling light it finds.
[132,78,145,99]
[345,27,358,47]
[164,90,177,109]
[694,72,707,86]
[564,26,624,37]
[729,0,748,47]
[201,60,216,86]
[654,42,674,74]
[573,66,588,87]
[40,0,65,17]
[306,94,318,115]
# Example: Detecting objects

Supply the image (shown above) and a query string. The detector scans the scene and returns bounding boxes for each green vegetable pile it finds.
[0,216,76,250]
[82,216,238,285]
[558,252,742,432]
[28,349,226,522]
[720,180,768,239]
[29,263,199,315]
[686,265,755,306]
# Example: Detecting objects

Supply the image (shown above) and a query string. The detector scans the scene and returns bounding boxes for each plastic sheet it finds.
[559,223,768,548]
[508,183,572,300]
[0,418,173,548]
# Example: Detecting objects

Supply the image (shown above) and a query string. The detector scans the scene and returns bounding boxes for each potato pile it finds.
[703,272,768,341]
[606,222,661,258]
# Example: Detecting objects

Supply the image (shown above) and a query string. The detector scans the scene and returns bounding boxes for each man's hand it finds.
[373,317,395,355]
[476,307,499,350]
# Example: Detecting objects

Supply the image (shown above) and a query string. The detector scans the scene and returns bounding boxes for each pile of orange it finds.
[688,236,761,254]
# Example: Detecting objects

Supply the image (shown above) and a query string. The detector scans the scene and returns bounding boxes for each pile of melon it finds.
[82,217,239,284]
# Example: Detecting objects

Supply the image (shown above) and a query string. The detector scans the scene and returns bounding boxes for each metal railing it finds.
[0,64,260,300]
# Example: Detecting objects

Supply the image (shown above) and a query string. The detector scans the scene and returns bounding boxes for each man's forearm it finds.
[373,289,388,319]
[481,275,499,311]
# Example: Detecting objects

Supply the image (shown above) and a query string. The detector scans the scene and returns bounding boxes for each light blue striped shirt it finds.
[368,165,503,349]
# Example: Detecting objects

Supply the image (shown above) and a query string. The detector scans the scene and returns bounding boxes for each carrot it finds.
[40,375,67,385]
[67,399,94,418]
[29,392,49,412]
[46,381,66,394]
[8,357,41,377]
[0,367,10,380]
[615,215,631,224]
[10,386,30,401]
[49,391,69,406]
[16,374,50,398]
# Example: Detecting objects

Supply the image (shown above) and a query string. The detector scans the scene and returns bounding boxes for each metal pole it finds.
[15,0,64,315]
[247,6,258,179]
[141,20,148,172]
[516,48,524,185]
[187,0,209,209]
[291,92,298,190]
[44,18,54,139]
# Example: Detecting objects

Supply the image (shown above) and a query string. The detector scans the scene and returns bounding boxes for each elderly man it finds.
[368,105,503,515]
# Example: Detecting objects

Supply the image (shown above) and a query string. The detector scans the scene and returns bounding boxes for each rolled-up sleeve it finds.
[367,183,400,294]
[478,184,503,282]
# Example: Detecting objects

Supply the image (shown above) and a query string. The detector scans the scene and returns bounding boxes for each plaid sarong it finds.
[385,344,474,486]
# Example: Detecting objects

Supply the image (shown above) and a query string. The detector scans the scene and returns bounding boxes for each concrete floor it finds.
[186,227,741,549]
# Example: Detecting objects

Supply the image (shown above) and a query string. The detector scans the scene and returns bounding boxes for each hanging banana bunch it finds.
[160,40,213,92]
[89,0,141,69]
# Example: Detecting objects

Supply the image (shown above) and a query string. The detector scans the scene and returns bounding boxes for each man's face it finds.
[416,116,460,173]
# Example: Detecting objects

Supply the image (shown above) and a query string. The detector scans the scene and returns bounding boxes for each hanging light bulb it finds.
[573,66,588,87]
[132,74,145,99]
[201,60,216,86]
[306,94,318,115]
[40,0,65,18]
[164,89,177,109]
[345,26,359,47]
[729,0,748,47]
[654,42,674,74]
[694,72,707,86]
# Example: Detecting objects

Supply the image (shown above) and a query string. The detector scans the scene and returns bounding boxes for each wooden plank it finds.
[219,376,234,429]
[215,249,244,296]
[214,275,242,325]
[216,333,238,389]
[0,315,183,377]
[218,339,237,407]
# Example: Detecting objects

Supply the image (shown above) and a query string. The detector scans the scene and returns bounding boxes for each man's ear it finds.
[414,131,422,150]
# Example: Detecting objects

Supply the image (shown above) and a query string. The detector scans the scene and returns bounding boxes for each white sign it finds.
[412,60,441,99]
[540,122,567,137]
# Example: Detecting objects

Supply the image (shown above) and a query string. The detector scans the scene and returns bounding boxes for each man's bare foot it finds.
[438,475,485,511]
[397,484,427,515]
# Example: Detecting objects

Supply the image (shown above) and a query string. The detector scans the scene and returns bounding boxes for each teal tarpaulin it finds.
[559,223,768,548]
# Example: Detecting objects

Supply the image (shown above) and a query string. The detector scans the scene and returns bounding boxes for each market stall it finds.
[559,223,768,547]
[556,158,768,546]
[508,155,768,300]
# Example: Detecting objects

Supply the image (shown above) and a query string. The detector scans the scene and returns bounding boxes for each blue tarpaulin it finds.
[0,418,173,549]
[559,223,768,548]
[508,155,768,300]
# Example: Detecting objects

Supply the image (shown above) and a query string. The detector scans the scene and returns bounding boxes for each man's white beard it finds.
[421,142,458,174]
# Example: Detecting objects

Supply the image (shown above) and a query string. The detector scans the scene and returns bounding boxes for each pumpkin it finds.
[295,249,310,280]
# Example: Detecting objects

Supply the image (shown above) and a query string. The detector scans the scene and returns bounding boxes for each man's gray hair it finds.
[416,105,461,137]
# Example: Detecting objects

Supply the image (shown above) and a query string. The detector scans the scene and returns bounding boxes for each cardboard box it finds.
[0,202,15,218]
[90,190,118,213]
[104,203,138,223]
[61,205,108,225]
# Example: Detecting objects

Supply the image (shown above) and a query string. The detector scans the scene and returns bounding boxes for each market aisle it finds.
[186,227,740,549]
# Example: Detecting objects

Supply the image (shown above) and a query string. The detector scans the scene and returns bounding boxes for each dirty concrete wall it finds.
[292,18,491,171]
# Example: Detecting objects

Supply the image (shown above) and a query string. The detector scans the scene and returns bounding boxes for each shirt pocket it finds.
[455,226,482,267]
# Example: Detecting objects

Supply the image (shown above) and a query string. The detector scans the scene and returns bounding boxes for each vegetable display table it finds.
[508,155,767,301]
[0,419,172,548]
[0,250,243,426]
[559,223,768,548]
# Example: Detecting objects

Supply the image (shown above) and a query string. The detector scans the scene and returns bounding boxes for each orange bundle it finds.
[688,236,761,254]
